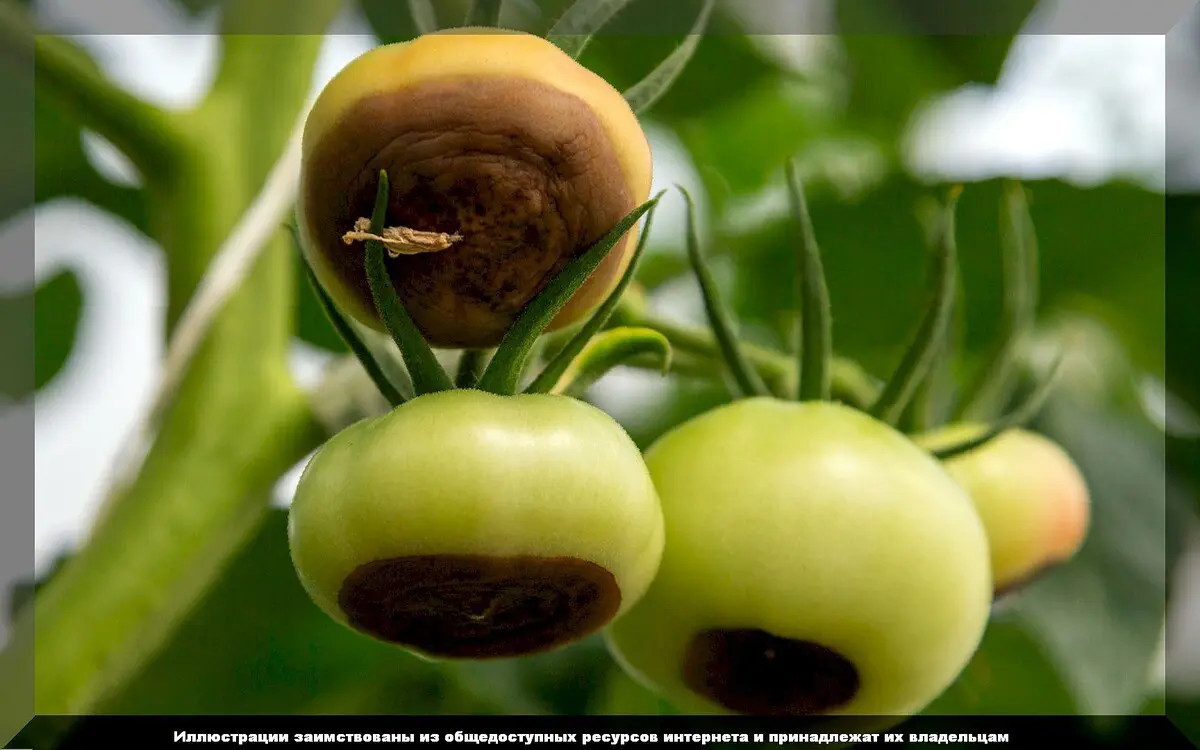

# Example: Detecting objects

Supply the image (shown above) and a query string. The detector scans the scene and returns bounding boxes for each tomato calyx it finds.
[337,552,620,659]
[290,167,669,408]
[682,628,860,716]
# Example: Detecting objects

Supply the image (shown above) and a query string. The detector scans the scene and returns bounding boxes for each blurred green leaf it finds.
[835,0,1038,147]
[587,661,679,715]
[923,616,1077,715]
[166,0,224,15]
[358,0,430,43]
[722,178,1164,382]
[1166,193,1200,411]
[1006,394,1176,716]
[674,77,833,214]
[577,2,784,125]
[1168,696,1200,749]
[0,268,84,400]
[9,39,147,230]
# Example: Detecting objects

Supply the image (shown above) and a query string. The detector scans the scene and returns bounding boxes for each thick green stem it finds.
[0,2,186,183]
[0,18,342,730]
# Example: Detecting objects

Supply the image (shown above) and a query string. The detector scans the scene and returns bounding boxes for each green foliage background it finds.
[3,0,1199,746]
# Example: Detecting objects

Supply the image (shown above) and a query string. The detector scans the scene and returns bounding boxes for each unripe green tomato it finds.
[915,425,1091,596]
[605,398,992,718]
[298,29,653,349]
[288,389,664,659]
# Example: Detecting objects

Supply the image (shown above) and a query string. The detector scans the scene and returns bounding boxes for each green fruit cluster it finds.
[286,29,1092,723]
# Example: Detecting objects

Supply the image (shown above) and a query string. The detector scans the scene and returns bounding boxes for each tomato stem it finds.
[476,195,662,396]
[464,0,503,26]
[925,348,1065,461]
[363,170,455,396]
[680,185,771,400]
[785,160,832,403]
[869,186,962,426]
[953,182,1040,423]
[455,349,489,389]
[291,221,409,406]
[550,327,672,397]
[526,192,663,394]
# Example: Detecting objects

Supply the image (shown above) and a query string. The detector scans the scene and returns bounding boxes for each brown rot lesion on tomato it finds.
[336,553,621,659]
[287,390,665,662]
[682,629,861,716]
[298,31,653,350]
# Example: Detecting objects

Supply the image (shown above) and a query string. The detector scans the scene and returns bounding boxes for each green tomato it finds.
[916,425,1091,597]
[605,398,992,718]
[288,389,664,660]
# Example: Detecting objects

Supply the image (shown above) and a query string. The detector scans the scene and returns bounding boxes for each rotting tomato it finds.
[605,398,992,719]
[297,29,653,349]
[915,424,1091,597]
[287,389,664,660]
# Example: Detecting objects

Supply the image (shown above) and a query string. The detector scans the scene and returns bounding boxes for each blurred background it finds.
[3,0,1200,742]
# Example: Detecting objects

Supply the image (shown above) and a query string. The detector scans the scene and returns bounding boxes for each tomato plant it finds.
[5,0,1192,745]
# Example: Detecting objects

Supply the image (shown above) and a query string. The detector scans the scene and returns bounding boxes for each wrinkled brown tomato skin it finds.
[298,30,654,349]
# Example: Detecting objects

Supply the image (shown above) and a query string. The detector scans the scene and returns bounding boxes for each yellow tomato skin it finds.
[916,424,1090,595]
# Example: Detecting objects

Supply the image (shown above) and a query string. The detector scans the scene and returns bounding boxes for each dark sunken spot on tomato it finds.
[337,553,621,658]
[303,76,634,348]
[682,628,860,715]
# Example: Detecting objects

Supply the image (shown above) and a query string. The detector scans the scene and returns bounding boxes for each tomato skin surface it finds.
[297,29,653,349]
[917,425,1091,596]
[288,389,664,659]
[605,398,992,718]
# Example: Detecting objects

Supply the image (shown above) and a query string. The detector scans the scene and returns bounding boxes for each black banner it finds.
[7,715,1196,750]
